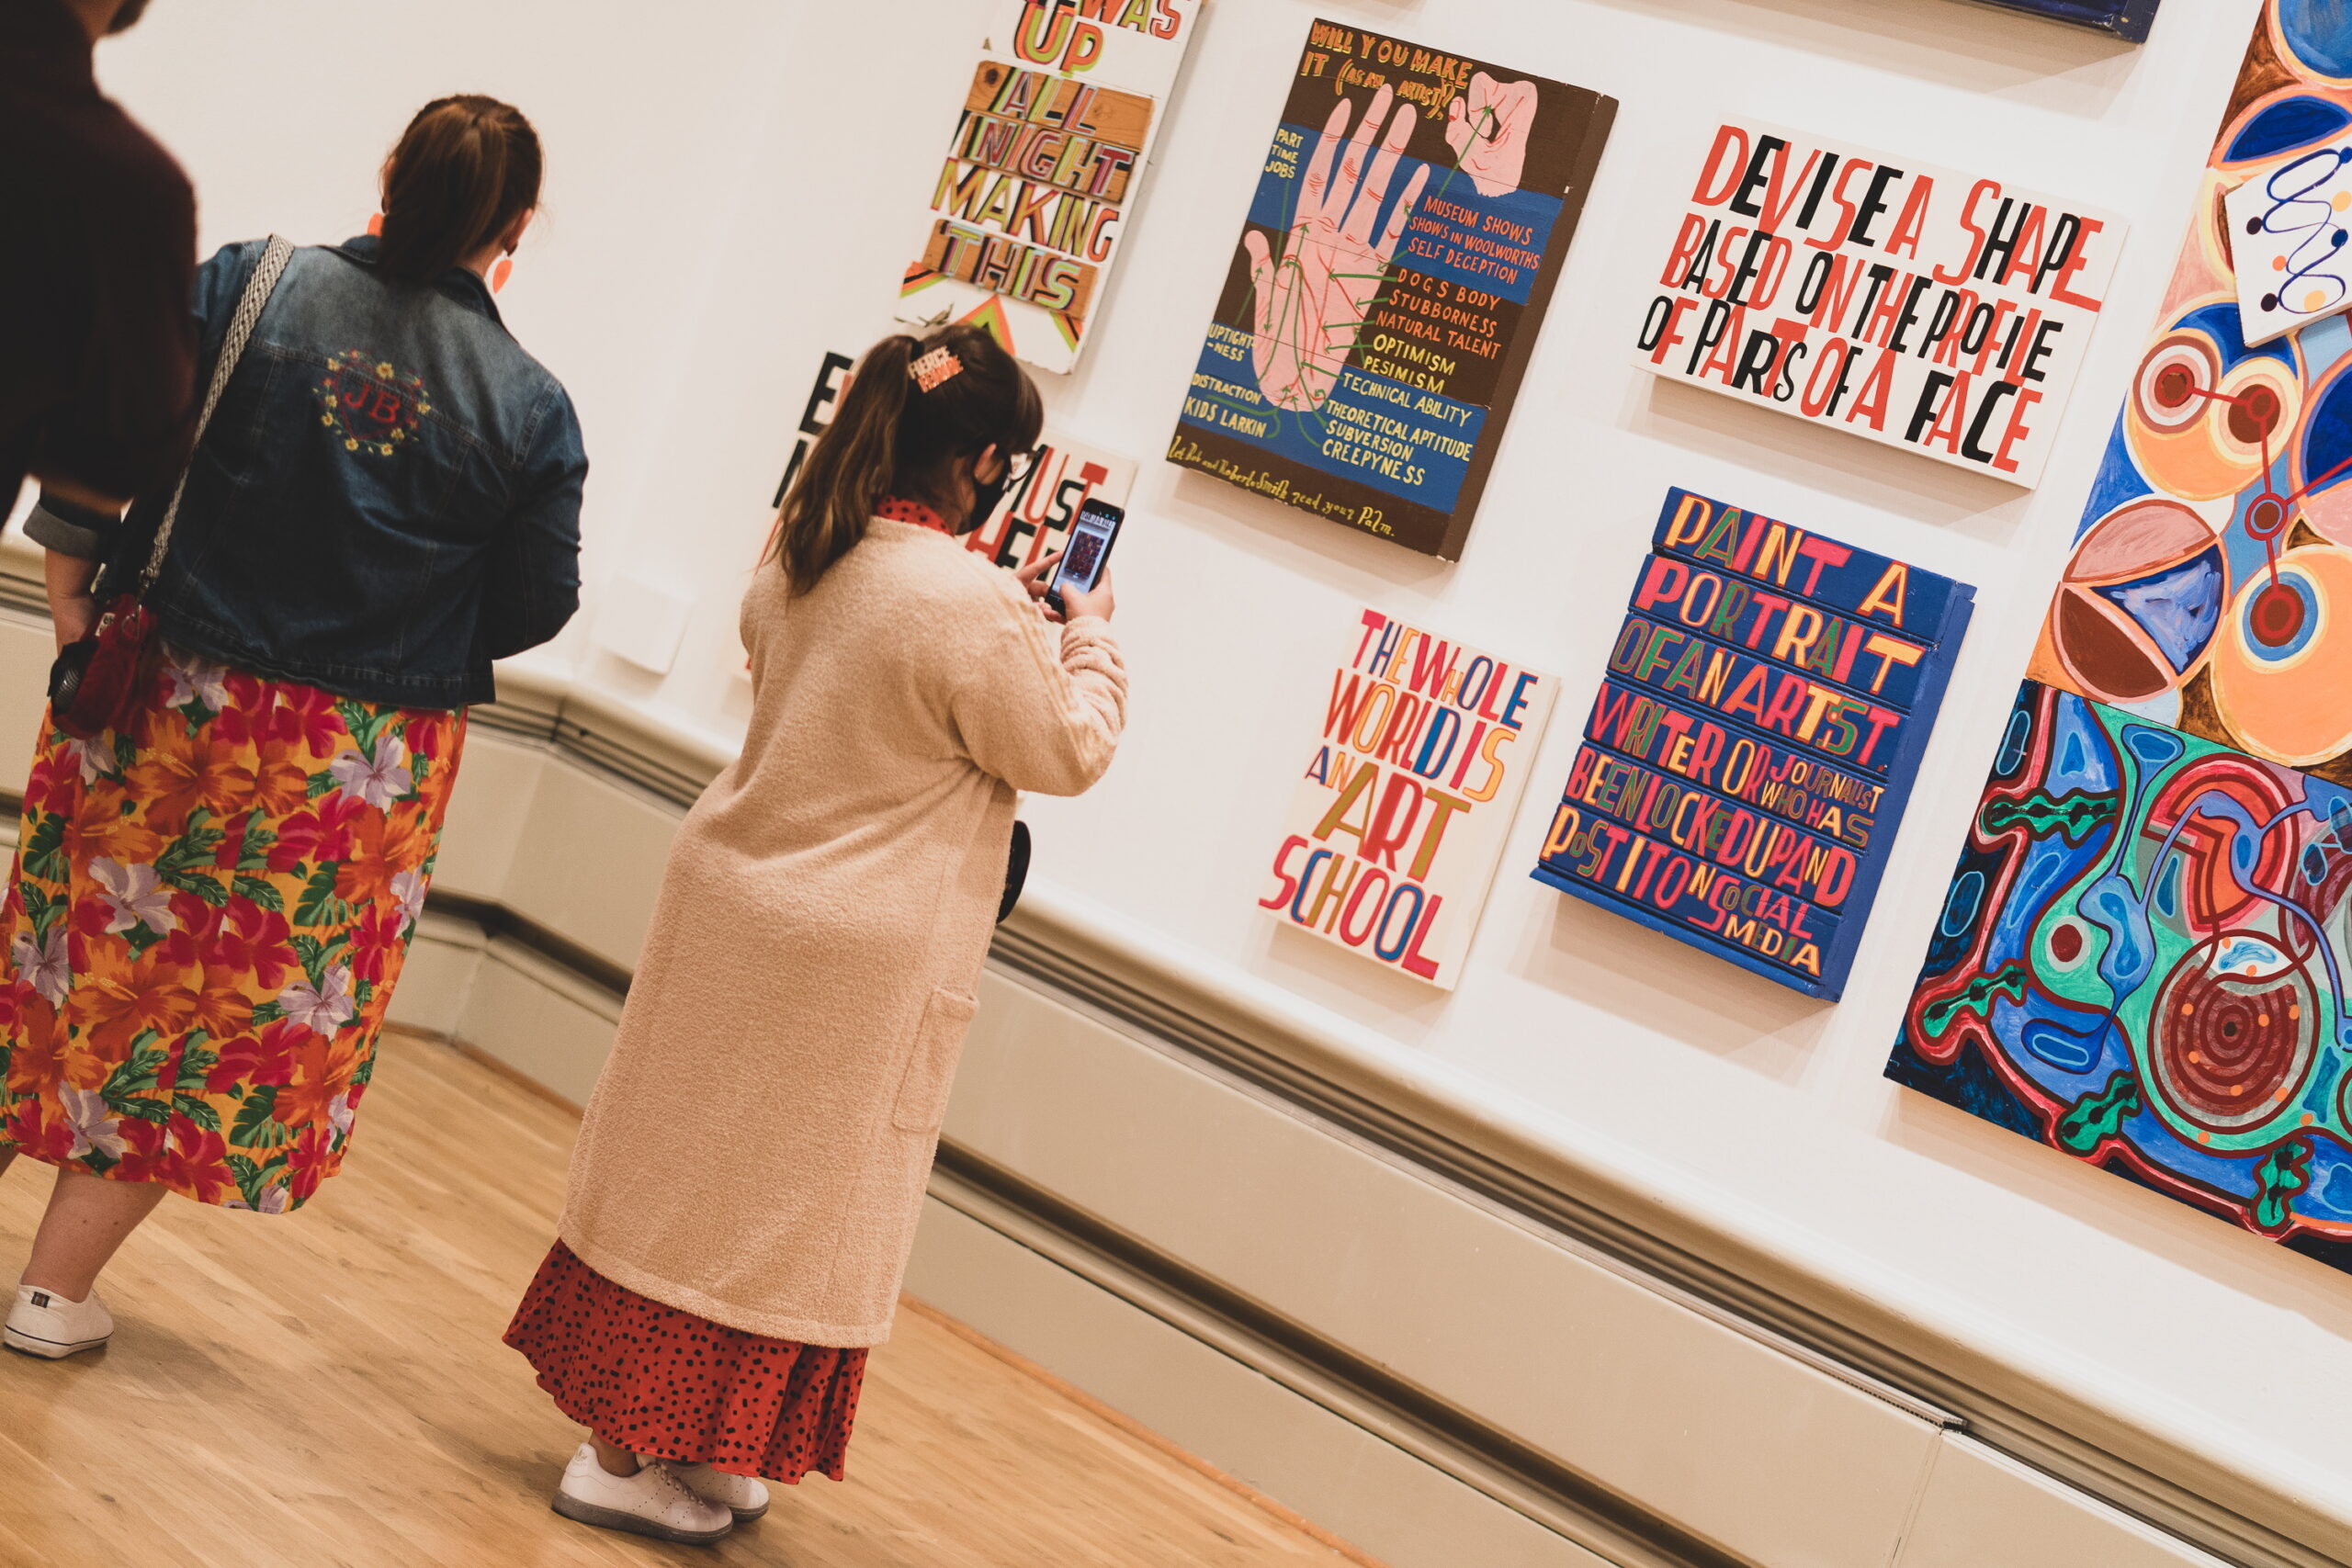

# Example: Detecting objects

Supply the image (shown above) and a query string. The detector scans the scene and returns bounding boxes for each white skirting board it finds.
[390,841,2232,1568]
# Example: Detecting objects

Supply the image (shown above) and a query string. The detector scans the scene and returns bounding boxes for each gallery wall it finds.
[80,0,2352,1529]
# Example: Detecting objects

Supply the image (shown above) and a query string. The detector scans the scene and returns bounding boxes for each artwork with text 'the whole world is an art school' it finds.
[1890,0,2352,1278]
[900,0,1201,375]
[1261,610,1557,989]
[1635,121,2128,489]
[1168,20,1616,559]
[1535,491,1974,1001]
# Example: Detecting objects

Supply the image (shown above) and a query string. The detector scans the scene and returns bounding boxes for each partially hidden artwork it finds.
[773,349,1136,572]
[1535,491,1974,1000]
[1634,120,2128,489]
[1892,0,2352,1276]
[1968,0,2160,42]
[2224,135,2352,346]
[1167,20,1616,559]
[899,0,1202,376]
[1261,609,1557,989]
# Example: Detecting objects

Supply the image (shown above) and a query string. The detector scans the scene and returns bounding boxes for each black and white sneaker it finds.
[4,1283,114,1359]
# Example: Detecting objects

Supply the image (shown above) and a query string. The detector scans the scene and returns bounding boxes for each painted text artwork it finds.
[1893,0,2352,1277]
[899,0,1202,376]
[1536,491,1974,1000]
[1261,609,1558,989]
[773,350,1136,571]
[1635,121,2128,489]
[1167,20,1616,559]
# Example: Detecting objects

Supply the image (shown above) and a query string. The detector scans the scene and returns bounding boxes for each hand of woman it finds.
[1015,552,1065,624]
[43,549,100,650]
[1059,570,1114,624]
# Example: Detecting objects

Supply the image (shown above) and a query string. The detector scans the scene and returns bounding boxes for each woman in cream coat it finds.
[504,324,1125,1545]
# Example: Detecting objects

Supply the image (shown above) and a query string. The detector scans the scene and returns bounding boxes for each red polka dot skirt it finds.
[503,1240,866,1483]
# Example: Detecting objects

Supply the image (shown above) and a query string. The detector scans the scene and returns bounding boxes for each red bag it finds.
[47,594,159,741]
[42,236,292,742]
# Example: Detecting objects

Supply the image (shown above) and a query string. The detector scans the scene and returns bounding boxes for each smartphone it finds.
[1046,499,1124,615]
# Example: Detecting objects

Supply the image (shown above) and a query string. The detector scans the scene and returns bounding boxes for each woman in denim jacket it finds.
[0,95,585,1362]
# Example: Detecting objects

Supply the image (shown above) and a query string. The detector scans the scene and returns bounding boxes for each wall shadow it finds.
[1883,1084,2352,1340]
[1629,376,2039,547]
[1514,885,1832,1086]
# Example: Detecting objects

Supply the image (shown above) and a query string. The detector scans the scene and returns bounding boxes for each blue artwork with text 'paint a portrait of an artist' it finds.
[1532,489,1975,1001]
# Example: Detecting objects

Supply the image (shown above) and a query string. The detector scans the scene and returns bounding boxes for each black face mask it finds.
[962,468,1010,535]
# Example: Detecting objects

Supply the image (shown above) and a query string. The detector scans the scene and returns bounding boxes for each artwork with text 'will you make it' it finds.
[900,0,1201,375]
[1167,20,1615,559]
[1535,491,1973,1001]
[1891,0,2352,1276]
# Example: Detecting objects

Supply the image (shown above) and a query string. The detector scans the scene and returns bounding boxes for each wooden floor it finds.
[0,1032,1358,1568]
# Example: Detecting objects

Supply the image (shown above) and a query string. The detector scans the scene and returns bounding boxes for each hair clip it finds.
[910,346,965,393]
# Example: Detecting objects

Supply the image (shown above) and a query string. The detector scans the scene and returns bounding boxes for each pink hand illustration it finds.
[1444,73,1539,198]
[1242,85,1431,414]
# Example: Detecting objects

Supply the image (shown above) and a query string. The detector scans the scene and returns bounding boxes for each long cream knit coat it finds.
[557,519,1126,1347]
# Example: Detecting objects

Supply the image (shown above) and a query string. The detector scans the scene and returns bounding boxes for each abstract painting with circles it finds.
[1890,0,2352,1276]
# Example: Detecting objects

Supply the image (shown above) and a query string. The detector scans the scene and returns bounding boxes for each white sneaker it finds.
[550,1444,732,1545]
[670,1461,771,1520]
[4,1284,114,1359]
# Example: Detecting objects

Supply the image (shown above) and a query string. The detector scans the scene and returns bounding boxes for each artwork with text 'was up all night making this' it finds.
[901,0,1200,375]
[1168,20,1615,559]
[1261,610,1556,990]
[1535,491,1973,1001]
[1634,120,2128,489]
[1890,0,2352,1277]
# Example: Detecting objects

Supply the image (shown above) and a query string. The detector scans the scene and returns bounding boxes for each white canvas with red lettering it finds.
[899,0,1203,376]
[1633,119,2128,489]
[1260,609,1558,990]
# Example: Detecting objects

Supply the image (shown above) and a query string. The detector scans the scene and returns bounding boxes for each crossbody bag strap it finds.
[138,233,296,594]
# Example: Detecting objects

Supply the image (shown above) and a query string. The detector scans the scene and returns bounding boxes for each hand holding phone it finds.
[1043,499,1123,621]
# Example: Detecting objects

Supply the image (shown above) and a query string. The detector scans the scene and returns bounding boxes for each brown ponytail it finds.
[773,324,1044,594]
[377,96,542,286]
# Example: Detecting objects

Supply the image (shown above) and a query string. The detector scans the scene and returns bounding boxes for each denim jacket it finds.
[27,235,586,709]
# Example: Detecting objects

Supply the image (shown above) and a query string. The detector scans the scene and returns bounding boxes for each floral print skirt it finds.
[0,644,463,1212]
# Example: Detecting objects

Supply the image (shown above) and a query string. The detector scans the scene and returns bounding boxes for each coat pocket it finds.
[889,986,981,1134]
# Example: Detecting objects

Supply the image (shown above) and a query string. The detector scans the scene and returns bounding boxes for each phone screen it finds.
[1054,500,1123,595]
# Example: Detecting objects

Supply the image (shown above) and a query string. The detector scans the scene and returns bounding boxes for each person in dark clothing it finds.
[0,0,197,552]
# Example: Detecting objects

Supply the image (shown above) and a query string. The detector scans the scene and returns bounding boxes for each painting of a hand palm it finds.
[1242,86,1430,415]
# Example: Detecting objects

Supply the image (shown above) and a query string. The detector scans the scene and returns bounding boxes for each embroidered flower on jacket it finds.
[90,858,176,934]
[317,349,428,458]
[329,736,414,810]
[279,964,356,1038]
[11,928,70,1006]
[59,1086,129,1162]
